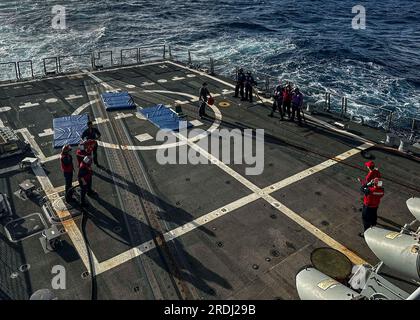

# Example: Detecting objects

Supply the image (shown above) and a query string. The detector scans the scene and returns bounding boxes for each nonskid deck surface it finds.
[0,61,419,300]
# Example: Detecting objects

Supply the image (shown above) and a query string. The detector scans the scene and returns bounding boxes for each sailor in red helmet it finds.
[78,156,96,208]
[363,160,381,184]
[60,144,74,203]
[359,177,385,237]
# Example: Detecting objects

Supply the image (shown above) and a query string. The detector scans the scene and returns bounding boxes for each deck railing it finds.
[0,45,418,142]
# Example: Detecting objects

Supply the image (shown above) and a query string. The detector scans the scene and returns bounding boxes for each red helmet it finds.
[207,97,215,106]
[364,161,375,169]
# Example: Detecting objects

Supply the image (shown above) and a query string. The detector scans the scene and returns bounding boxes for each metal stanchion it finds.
[209,58,215,75]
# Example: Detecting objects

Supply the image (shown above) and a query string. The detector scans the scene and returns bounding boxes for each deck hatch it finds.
[4,212,47,243]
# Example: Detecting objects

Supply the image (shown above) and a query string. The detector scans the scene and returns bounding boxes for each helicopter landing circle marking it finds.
[99,90,223,151]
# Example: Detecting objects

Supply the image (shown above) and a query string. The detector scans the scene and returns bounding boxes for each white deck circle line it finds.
[72,99,99,115]
[84,71,222,151]
[104,90,222,151]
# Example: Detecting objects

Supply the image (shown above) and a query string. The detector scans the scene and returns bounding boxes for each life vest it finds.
[245,75,255,87]
[363,186,384,208]
[76,149,87,165]
[60,154,73,173]
[84,139,97,154]
[237,72,245,83]
[78,161,92,182]
[365,169,381,184]
[283,89,292,102]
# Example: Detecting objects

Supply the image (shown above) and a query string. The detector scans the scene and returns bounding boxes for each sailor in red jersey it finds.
[282,84,292,119]
[78,156,97,208]
[76,142,88,166]
[363,160,381,184]
[60,144,74,203]
[359,177,385,237]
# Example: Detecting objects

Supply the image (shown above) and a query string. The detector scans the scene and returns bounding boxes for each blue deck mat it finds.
[101,92,136,111]
[138,104,192,131]
[53,114,89,148]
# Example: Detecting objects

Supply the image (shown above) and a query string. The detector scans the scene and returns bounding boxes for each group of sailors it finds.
[270,82,304,124]
[199,69,305,125]
[60,121,102,208]
[233,68,258,103]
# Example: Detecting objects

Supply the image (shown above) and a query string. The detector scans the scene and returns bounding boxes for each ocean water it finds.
[0,0,419,120]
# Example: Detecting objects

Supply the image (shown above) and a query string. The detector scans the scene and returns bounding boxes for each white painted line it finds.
[0,107,11,112]
[174,100,189,105]
[190,120,203,127]
[19,102,39,109]
[164,193,261,242]
[157,79,168,83]
[136,113,147,120]
[32,163,94,270]
[125,84,136,89]
[65,94,84,101]
[141,81,155,87]
[168,61,235,89]
[172,76,185,81]
[41,154,61,163]
[262,194,366,265]
[45,98,58,104]
[186,74,196,78]
[93,117,109,125]
[135,133,153,142]
[16,128,46,160]
[96,240,156,275]
[49,181,79,196]
[38,128,54,137]
[98,142,371,272]
[72,99,99,116]
[68,75,84,79]
[261,143,373,194]
[98,141,121,150]
[87,91,97,96]
[176,131,261,193]
[114,113,134,120]
[84,71,114,91]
